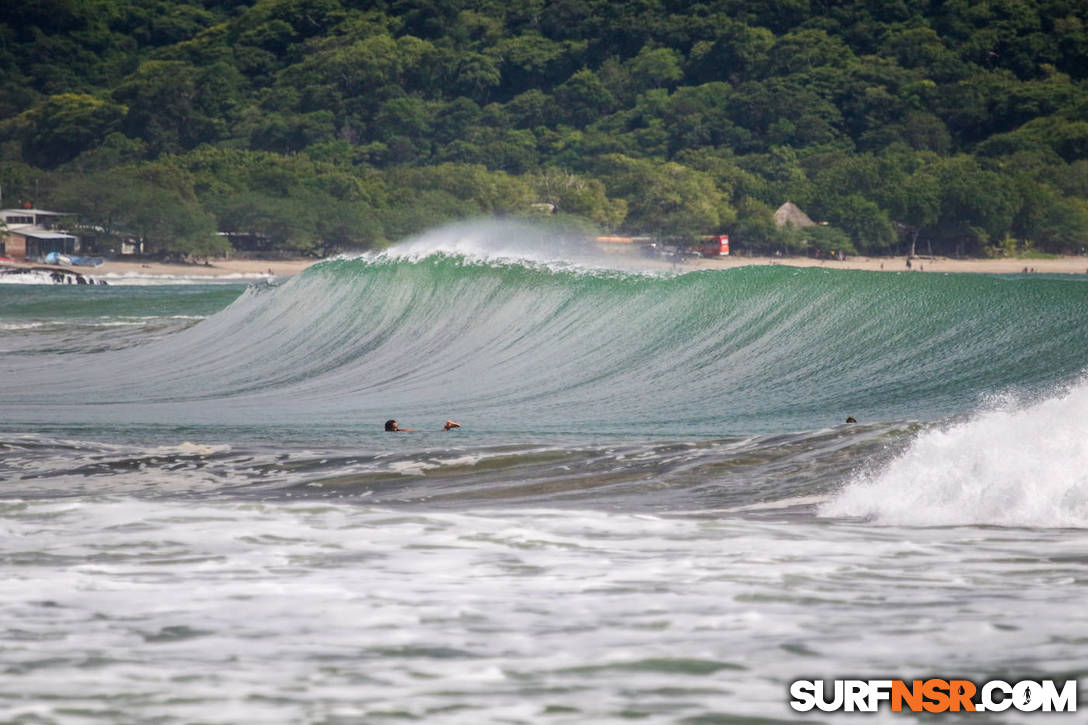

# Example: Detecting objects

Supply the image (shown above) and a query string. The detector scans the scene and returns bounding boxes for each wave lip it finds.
[820,379,1088,528]
[377,218,599,265]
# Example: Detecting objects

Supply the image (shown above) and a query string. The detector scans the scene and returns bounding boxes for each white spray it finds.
[368,217,670,273]
[821,378,1088,527]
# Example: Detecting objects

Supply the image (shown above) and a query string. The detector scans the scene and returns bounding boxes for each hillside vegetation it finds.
[2,0,1088,257]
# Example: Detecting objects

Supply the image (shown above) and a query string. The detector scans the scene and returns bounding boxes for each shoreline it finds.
[607,251,1088,276]
[0,257,317,282]
[689,253,1088,275]
[91,257,317,279]
[3,253,1088,280]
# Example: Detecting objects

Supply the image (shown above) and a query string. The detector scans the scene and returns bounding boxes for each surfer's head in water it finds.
[443,420,461,431]
[845,416,857,423]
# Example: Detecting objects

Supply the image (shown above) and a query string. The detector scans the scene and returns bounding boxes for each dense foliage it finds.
[2,0,1088,257]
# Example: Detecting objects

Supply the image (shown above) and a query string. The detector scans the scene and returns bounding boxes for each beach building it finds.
[1,208,80,261]
[774,201,817,229]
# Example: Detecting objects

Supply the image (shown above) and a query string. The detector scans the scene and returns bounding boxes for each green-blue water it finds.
[4,253,1086,434]
[2,223,1087,723]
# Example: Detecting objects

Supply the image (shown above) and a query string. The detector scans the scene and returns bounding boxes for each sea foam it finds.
[821,377,1088,528]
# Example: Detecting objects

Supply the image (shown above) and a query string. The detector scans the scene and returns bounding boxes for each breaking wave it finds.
[821,378,1088,527]
[2,221,1087,518]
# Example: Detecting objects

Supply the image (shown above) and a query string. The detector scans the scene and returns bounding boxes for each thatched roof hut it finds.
[774,201,817,228]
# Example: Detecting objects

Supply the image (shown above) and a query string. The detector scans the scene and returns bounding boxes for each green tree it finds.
[930,155,1020,254]
[626,45,684,93]
[808,225,856,256]
[492,33,585,97]
[387,163,534,218]
[52,167,226,256]
[113,60,241,154]
[765,29,857,75]
[1012,179,1088,252]
[730,196,779,253]
[14,94,127,168]
[885,166,941,256]
[529,167,626,230]
[246,111,337,154]
[686,21,774,84]
[63,133,148,172]
[0,162,40,208]
[207,190,318,251]
[737,146,812,208]
[817,194,896,252]
[554,70,616,127]
[595,154,734,237]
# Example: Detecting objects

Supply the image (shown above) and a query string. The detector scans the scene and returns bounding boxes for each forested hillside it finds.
[2,0,1088,257]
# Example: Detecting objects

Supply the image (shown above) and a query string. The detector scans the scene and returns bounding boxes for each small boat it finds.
[44,252,103,267]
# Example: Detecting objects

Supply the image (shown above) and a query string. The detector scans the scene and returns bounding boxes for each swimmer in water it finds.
[384,419,461,432]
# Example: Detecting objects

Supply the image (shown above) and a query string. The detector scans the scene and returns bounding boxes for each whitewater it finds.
[1,221,1087,723]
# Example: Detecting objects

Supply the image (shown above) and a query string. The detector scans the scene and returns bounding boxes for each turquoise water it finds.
[0,283,243,354]
[0,283,241,321]
[4,253,1086,434]
[2,222,1087,722]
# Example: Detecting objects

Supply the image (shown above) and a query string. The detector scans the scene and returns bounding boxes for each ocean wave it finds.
[820,376,1088,528]
[1,222,1087,439]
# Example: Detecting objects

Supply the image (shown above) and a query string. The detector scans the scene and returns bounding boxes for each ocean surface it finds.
[2,221,1087,723]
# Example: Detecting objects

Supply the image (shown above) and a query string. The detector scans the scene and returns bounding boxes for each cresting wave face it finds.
[6,221,1088,429]
[1,220,1087,524]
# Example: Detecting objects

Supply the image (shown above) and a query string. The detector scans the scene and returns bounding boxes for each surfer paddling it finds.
[384,419,461,432]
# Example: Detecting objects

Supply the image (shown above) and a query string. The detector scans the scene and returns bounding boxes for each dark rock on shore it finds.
[0,264,108,285]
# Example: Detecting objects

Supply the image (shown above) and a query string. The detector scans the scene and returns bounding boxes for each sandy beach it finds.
[698,253,1088,275]
[84,253,1088,277]
[89,257,319,278]
[4,253,1088,280]
[619,252,1088,276]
